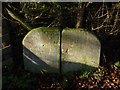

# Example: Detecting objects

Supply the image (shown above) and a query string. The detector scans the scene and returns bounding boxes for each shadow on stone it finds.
[23,46,59,73]
[62,61,97,73]
[23,46,97,74]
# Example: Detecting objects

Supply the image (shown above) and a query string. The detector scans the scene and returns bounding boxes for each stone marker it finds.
[62,28,101,73]
[22,27,60,73]
[23,27,101,73]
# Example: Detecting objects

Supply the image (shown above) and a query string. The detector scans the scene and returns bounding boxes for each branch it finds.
[111,10,119,32]
[97,13,107,19]
[92,24,104,30]
[6,8,32,31]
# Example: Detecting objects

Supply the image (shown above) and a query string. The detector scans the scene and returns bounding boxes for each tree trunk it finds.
[76,2,84,29]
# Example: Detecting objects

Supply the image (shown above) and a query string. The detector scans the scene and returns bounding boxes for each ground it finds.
[2,62,120,90]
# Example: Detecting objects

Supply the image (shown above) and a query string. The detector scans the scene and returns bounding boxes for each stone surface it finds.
[62,28,101,73]
[23,27,101,73]
[22,27,60,73]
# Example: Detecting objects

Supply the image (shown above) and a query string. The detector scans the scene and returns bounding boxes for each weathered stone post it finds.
[22,27,101,73]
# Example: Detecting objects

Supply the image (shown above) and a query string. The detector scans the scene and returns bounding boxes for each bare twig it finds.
[111,9,119,32]
[92,25,105,30]
[97,13,107,19]
[1,13,19,23]
[101,2,105,17]
[47,20,57,27]
[85,2,90,8]
[95,6,102,18]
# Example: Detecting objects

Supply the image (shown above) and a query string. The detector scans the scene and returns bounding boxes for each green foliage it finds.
[93,70,104,78]
[114,61,120,67]
[79,70,91,78]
